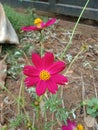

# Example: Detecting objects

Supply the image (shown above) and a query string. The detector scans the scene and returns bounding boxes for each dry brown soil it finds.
[0,17,98,130]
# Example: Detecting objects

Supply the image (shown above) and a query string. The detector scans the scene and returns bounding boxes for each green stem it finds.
[0,83,18,103]
[40,41,43,56]
[18,76,24,114]
[40,30,44,56]
[38,95,43,102]
[61,0,90,59]
[65,48,83,75]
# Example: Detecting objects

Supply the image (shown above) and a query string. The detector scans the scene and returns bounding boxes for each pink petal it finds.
[42,52,54,68]
[40,22,46,28]
[32,53,43,68]
[48,61,66,74]
[46,79,58,94]
[52,74,68,85]
[24,77,39,87]
[62,120,76,130]
[23,66,39,76]
[45,18,56,27]
[21,26,39,31]
[62,125,72,130]
[36,80,47,96]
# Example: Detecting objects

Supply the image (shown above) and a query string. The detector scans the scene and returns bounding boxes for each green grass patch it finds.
[3,4,36,31]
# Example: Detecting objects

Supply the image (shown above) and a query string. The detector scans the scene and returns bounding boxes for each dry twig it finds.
[81,72,88,130]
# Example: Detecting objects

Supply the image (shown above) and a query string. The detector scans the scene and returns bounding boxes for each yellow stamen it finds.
[39,70,51,81]
[34,18,42,28]
[76,124,84,130]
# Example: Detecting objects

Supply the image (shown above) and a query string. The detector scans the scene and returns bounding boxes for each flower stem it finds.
[18,75,25,114]
[0,83,18,103]
[61,0,90,59]
[65,48,83,75]
[40,30,44,56]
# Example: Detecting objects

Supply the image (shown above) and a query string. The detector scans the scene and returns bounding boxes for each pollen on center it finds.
[76,124,84,130]
[39,70,51,81]
[34,18,42,28]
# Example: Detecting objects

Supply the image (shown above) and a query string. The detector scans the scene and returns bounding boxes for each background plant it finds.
[86,97,98,117]
[4,4,35,31]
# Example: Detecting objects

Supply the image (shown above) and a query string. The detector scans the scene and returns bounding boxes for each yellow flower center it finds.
[39,70,51,81]
[34,18,43,28]
[76,124,84,130]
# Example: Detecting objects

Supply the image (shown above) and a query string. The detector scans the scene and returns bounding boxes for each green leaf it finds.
[87,107,94,114]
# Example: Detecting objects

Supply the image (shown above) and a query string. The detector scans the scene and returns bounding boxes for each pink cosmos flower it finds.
[23,52,68,96]
[62,120,84,130]
[21,18,56,31]
[62,120,76,130]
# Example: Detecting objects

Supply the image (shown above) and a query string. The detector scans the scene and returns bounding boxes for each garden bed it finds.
[0,6,98,130]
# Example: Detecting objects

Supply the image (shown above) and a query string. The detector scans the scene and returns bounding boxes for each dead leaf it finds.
[0,55,7,89]
[84,115,95,127]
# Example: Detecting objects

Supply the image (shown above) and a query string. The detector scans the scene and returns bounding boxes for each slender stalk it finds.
[32,112,35,128]
[40,41,43,56]
[65,48,83,75]
[23,52,31,65]
[91,70,98,97]
[18,75,24,114]
[0,103,4,124]
[81,72,88,130]
[40,30,44,56]
[61,0,90,59]
[0,83,18,103]
[51,113,54,130]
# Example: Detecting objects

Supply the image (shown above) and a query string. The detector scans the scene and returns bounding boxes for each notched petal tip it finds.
[49,61,66,74]
[45,18,57,27]
[24,77,39,87]
[24,78,31,87]
[32,53,42,68]
[43,52,54,68]
[23,65,39,76]
[36,81,47,96]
